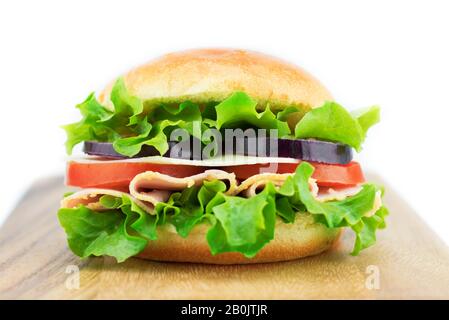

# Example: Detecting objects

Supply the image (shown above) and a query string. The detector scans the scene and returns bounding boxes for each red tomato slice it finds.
[66,161,206,190]
[66,160,365,191]
[222,161,365,187]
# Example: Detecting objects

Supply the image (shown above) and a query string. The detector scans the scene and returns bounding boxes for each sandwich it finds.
[58,48,388,264]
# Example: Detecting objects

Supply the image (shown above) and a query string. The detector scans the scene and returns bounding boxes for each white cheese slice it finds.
[67,154,301,167]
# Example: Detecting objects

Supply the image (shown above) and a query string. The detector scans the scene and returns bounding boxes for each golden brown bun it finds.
[137,215,341,264]
[99,48,332,119]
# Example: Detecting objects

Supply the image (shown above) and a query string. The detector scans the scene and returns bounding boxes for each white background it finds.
[1,0,448,244]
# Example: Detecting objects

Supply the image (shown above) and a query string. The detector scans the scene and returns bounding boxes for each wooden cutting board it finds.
[1,174,449,299]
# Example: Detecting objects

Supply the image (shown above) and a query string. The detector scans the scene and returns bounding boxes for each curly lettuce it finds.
[63,80,380,156]
[294,102,380,152]
[214,92,291,137]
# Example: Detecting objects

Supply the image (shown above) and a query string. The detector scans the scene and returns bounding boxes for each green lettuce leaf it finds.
[352,105,380,137]
[62,78,146,155]
[215,92,291,137]
[109,77,143,126]
[152,101,202,123]
[57,194,159,262]
[63,78,204,157]
[275,197,297,223]
[207,186,276,258]
[99,195,159,240]
[165,187,206,238]
[295,102,380,151]
[58,206,146,263]
[108,80,202,157]
[62,93,117,154]
[287,162,387,254]
[351,206,388,255]
[111,116,152,156]
[154,180,225,238]
[64,81,380,156]
[113,119,185,156]
[276,106,301,122]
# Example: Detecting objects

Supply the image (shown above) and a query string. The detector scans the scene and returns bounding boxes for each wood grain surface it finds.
[1,174,449,299]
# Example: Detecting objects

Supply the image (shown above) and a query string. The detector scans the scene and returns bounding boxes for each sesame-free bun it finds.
[137,215,341,264]
[99,48,332,118]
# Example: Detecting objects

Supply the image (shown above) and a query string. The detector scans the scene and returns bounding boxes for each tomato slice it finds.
[67,160,365,191]
[222,161,365,187]
[66,161,206,190]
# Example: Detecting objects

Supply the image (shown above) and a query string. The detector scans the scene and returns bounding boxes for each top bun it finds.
[99,48,332,116]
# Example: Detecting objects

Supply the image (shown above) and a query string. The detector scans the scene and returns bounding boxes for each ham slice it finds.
[315,185,362,202]
[61,188,154,213]
[125,170,360,204]
[232,173,291,197]
[234,174,320,199]
[62,171,381,217]
[129,169,237,204]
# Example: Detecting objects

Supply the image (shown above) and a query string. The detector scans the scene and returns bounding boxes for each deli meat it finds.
[62,170,380,216]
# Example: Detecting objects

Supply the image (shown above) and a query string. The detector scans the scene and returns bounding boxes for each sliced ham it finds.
[315,185,382,217]
[315,185,362,202]
[233,173,291,197]
[129,189,172,207]
[62,171,382,218]
[129,169,237,204]
[236,174,321,199]
[61,188,154,214]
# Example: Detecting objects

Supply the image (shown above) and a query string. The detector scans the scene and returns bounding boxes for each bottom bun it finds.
[137,214,341,264]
